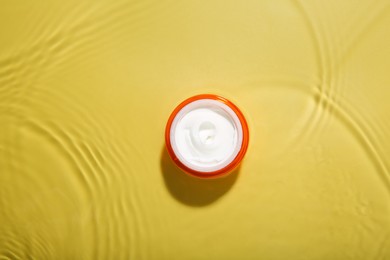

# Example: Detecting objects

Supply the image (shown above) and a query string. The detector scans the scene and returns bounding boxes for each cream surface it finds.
[170,99,242,172]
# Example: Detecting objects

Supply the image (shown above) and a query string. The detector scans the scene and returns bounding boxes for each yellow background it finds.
[1,0,390,259]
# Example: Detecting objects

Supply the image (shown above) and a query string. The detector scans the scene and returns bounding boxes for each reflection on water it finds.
[1,0,390,259]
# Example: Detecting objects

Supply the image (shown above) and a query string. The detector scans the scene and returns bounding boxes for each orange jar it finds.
[165,94,249,178]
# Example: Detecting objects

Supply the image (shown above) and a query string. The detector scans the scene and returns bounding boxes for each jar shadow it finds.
[160,146,240,207]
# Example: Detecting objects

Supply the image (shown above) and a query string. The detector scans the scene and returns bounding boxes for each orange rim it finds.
[165,94,249,178]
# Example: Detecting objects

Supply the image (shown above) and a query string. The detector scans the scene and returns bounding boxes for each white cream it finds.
[170,99,243,172]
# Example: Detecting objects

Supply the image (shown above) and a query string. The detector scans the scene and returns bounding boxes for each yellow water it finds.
[1,0,390,259]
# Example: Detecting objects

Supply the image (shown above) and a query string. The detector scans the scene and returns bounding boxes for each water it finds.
[1,0,390,259]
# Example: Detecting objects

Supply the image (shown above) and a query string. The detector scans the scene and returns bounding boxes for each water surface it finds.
[1,0,390,259]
